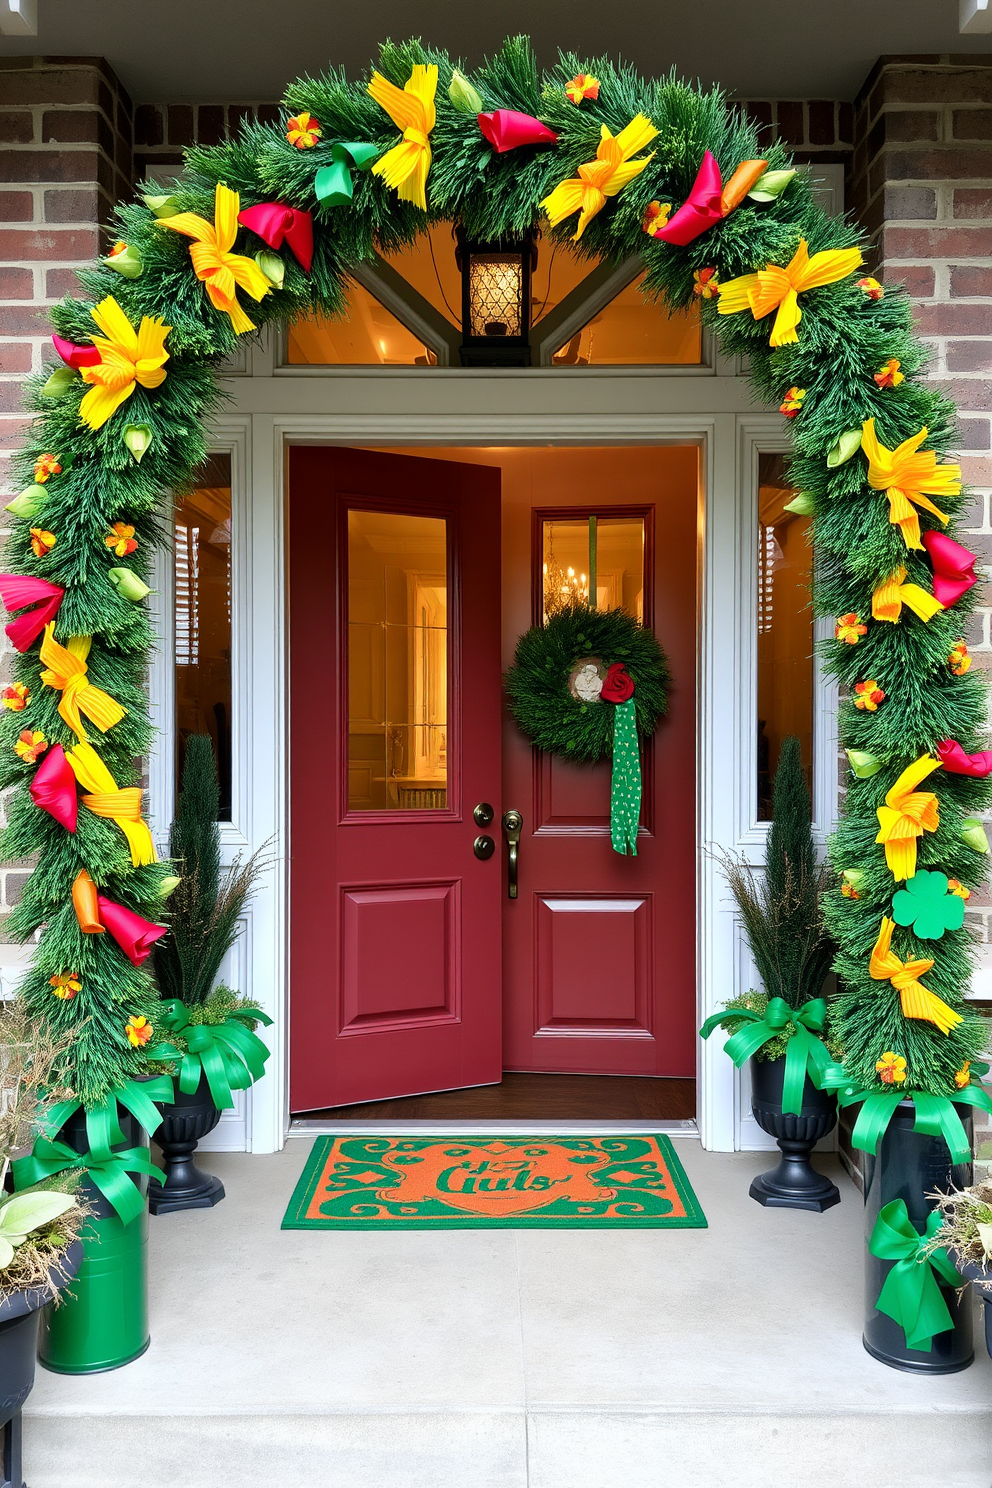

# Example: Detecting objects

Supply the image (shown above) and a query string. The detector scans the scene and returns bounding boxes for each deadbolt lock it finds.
[473,802,495,826]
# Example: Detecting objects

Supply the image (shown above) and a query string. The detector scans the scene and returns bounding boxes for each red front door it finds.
[289,448,503,1111]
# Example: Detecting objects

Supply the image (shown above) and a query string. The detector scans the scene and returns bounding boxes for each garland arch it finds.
[3,35,991,1159]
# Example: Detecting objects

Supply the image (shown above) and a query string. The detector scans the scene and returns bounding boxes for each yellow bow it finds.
[717,238,862,346]
[541,115,659,240]
[871,567,943,624]
[66,741,156,867]
[78,296,170,432]
[158,183,272,335]
[861,420,960,552]
[39,624,125,742]
[869,916,962,1035]
[368,65,438,212]
[875,754,941,882]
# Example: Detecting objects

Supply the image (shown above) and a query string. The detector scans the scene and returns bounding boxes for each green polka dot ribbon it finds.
[610,696,640,855]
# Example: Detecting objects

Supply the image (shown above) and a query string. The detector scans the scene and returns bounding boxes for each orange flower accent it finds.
[693,267,720,298]
[126,1014,153,1048]
[108,241,128,258]
[841,881,860,899]
[947,879,971,901]
[876,1051,907,1085]
[14,729,47,763]
[836,613,868,645]
[33,453,61,483]
[641,200,671,236]
[855,679,885,711]
[779,387,806,418]
[30,528,56,558]
[2,682,29,712]
[858,276,884,301]
[954,1060,972,1090]
[286,112,321,149]
[874,357,904,389]
[105,522,138,558]
[565,73,600,105]
[49,973,81,1000]
[949,641,971,676]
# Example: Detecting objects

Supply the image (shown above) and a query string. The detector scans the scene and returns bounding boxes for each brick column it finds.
[851,55,992,1169]
[0,57,132,923]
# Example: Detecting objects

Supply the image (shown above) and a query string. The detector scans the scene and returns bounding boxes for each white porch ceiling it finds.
[0,0,988,104]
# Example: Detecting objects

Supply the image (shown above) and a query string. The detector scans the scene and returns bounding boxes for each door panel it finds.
[289,448,502,1111]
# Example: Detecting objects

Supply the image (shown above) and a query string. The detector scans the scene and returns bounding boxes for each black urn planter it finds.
[0,1239,82,1488]
[863,1099,973,1373]
[150,1072,225,1215]
[949,1253,992,1361]
[748,1054,840,1212]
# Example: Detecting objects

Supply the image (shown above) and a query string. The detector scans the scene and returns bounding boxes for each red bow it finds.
[51,333,100,369]
[0,574,64,652]
[96,895,167,967]
[936,739,992,778]
[477,110,558,153]
[923,530,976,608]
[237,202,313,273]
[650,150,723,246]
[29,743,77,831]
[601,663,635,703]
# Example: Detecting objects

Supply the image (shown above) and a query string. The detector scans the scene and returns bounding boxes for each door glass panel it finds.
[542,516,644,622]
[347,509,448,810]
[287,285,437,366]
[757,452,813,819]
[550,273,701,366]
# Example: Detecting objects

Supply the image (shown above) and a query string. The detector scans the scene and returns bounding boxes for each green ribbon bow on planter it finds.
[12,1138,163,1227]
[819,1066,992,1164]
[42,1075,175,1163]
[314,142,379,207]
[868,1199,961,1352]
[699,997,832,1115]
[157,999,273,1110]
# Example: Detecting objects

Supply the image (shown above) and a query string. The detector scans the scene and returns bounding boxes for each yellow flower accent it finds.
[108,241,127,258]
[125,1014,153,1047]
[947,878,971,901]
[33,453,61,483]
[158,183,272,335]
[565,74,600,104]
[949,641,971,676]
[78,296,170,432]
[717,238,863,346]
[368,65,438,213]
[858,276,883,301]
[642,200,671,236]
[39,623,126,742]
[870,917,962,1036]
[954,1060,972,1089]
[835,613,867,645]
[693,267,720,298]
[779,386,806,417]
[105,522,138,557]
[875,754,941,882]
[874,357,904,389]
[541,115,659,240]
[15,729,46,763]
[2,682,29,712]
[286,113,321,149]
[875,1051,907,1085]
[49,973,81,1001]
[854,679,884,711]
[871,567,942,624]
[860,419,960,552]
[29,528,56,558]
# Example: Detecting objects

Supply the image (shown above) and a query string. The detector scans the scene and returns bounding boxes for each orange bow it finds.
[717,239,862,346]
[874,755,941,882]
[869,917,962,1035]
[871,568,943,624]
[861,420,960,552]
[541,116,658,240]
[158,183,271,335]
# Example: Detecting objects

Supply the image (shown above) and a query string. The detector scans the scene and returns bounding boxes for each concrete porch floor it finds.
[24,1141,992,1488]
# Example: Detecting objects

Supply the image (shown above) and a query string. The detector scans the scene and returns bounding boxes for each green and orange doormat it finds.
[282,1135,706,1230]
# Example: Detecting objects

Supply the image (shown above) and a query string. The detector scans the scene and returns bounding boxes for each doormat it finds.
[281,1135,706,1230]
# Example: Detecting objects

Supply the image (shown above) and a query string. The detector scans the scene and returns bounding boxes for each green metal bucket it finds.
[38,1112,151,1375]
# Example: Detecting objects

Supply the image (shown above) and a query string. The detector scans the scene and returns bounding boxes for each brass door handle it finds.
[501,810,522,900]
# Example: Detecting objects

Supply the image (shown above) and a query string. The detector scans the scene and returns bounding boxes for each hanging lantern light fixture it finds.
[455,225,537,366]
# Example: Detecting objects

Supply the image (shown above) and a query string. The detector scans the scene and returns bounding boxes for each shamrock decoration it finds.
[890,870,966,941]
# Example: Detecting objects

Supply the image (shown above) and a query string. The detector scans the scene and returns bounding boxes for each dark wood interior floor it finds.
[294,1072,696,1122]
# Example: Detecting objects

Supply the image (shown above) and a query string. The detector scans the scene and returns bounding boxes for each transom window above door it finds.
[284,225,702,369]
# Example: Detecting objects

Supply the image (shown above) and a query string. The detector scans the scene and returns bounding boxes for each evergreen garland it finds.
[2,35,988,1139]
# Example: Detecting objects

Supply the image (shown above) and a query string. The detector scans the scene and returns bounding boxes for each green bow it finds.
[315,142,379,207]
[157,1000,273,1111]
[868,1198,961,1352]
[819,1067,992,1164]
[12,1137,162,1227]
[699,997,832,1115]
[42,1075,175,1163]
